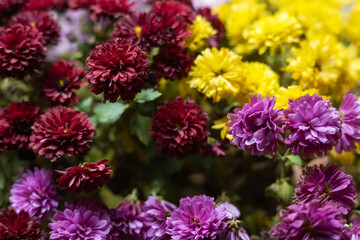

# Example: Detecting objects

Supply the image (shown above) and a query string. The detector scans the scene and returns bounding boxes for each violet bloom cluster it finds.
[9,168,60,220]
[226,94,284,156]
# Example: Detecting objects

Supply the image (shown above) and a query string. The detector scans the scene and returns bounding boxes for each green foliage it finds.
[130,114,152,145]
[135,89,162,103]
[270,178,295,203]
[93,102,128,125]
[285,154,302,167]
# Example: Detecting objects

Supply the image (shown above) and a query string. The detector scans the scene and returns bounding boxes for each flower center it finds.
[56,77,69,91]
[15,119,32,135]
[134,26,142,38]
[314,61,322,71]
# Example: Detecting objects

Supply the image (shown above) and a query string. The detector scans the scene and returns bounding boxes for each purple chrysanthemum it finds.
[166,195,227,240]
[142,196,177,240]
[336,91,360,153]
[9,168,60,220]
[49,198,112,240]
[343,217,360,239]
[284,93,341,158]
[294,163,356,215]
[269,201,345,240]
[218,219,250,240]
[226,94,284,156]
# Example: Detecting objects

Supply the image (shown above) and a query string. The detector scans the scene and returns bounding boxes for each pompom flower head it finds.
[0,24,45,79]
[0,208,44,240]
[343,217,360,239]
[269,201,344,240]
[166,195,227,240]
[86,38,149,102]
[90,0,134,21]
[151,97,209,158]
[49,198,112,240]
[336,91,360,153]
[42,60,86,106]
[294,164,356,215]
[226,94,284,156]
[284,93,341,158]
[9,168,60,219]
[219,219,250,240]
[56,159,112,193]
[30,106,95,161]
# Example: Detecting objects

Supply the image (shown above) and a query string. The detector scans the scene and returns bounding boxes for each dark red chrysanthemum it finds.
[148,0,193,8]
[68,0,96,9]
[158,14,191,47]
[0,0,24,22]
[153,45,194,81]
[30,106,95,161]
[197,7,224,48]
[0,208,44,240]
[42,60,86,106]
[56,159,112,193]
[0,102,42,150]
[9,11,60,45]
[23,0,56,10]
[86,38,149,102]
[0,24,45,79]
[112,12,161,52]
[0,118,8,151]
[151,97,209,158]
[151,0,194,22]
[90,0,134,21]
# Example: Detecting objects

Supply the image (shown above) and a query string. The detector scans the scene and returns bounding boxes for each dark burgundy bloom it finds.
[30,106,95,161]
[151,97,209,158]
[151,0,194,22]
[112,12,161,52]
[56,159,112,193]
[158,14,191,46]
[0,208,44,240]
[42,60,86,106]
[197,7,225,47]
[148,0,193,8]
[90,0,135,21]
[68,0,96,9]
[202,139,228,158]
[153,45,194,81]
[86,38,149,102]
[0,0,24,23]
[23,0,57,10]
[0,114,8,151]
[0,24,45,79]
[9,11,60,45]
[0,102,42,150]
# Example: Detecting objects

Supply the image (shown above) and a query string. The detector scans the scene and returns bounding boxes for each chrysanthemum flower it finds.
[30,106,95,161]
[9,168,60,219]
[153,45,194,81]
[0,0,24,21]
[56,159,112,193]
[227,94,284,156]
[218,219,250,240]
[142,196,177,240]
[343,217,360,239]
[42,60,86,106]
[336,91,360,153]
[243,11,302,55]
[86,38,149,102]
[0,118,7,151]
[273,85,321,109]
[158,13,192,47]
[49,198,112,240]
[284,94,341,158]
[9,11,60,45]
[90,0,134,21]
[196,7,225,48]
[150,97,209,158]
[269,201,344,240]
[151,0,194,23]
[0,102,42,150]
[212,117,232,140]
[166,195,227,239]
[68,0,96,9]
[294,164,356,215]
[0,24,45,79]
[184,15,217,52]
[188,47,244,102]
[0,208,44,240]
[24,0,57,10]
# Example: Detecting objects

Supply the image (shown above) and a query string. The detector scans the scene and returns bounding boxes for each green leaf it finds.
[131,114,152,145]
[272,179,294,203]
[286,154,302,167]
[75,97,93,113]
[135,89,162,103]
[93,102,127,124]
[0,172,4,190]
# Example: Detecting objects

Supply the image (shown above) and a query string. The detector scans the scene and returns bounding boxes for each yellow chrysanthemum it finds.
[184,15,217,52]
[212,117,233,140]
[243,11,303,55]
[282,33,344,94]
[330,148,355,165]
[188,48,244,102]
[346,5,360,51]
[273,85,321,109]
[237,62,279,102]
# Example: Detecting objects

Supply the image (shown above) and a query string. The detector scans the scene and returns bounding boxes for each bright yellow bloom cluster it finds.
[188,48,244,102]
[184,15,217,52]
[346,2,360,52]
[273,85,321,109]
[243,12,303,55]
[330,148,355,165]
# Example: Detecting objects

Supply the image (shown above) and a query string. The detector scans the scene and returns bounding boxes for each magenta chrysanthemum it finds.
[269,201,344,240]
[294,163,356,215]
[336,91,360,153]
[166,195,227,240]
[218,219,250,240]
[86,38,149,102]
[0,23,45,79]
[151,97,209,158]
[30,106,95,161]
[226,94,284,156]
[9,168,60,219]
[343,217,360,239]
[284,93,341,158]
